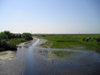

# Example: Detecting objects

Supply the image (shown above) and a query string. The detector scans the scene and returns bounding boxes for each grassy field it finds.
[35,34,100,52]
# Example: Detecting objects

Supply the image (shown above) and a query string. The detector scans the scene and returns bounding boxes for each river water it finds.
[0,39,100,75]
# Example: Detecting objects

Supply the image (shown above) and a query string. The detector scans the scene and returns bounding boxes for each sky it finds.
[0,0,100,34]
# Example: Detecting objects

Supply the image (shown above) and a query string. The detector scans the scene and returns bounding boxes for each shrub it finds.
[96,37,100,42]
[22,33,33,41]
[0,31,33,51]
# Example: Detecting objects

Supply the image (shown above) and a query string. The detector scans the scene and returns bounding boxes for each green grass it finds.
[52,51,73,57]
[35,34,100,51]
[7,38,26,45]
[39,50,74,57]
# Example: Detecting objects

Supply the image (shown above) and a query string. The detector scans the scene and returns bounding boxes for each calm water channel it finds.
[0,39,100,75]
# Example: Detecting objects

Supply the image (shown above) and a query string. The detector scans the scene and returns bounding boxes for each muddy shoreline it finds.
[0,38,38,63]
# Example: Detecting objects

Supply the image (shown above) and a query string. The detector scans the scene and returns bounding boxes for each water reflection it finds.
[33,48,100,75]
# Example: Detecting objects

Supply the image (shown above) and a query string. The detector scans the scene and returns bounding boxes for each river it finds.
[0,38,100,75]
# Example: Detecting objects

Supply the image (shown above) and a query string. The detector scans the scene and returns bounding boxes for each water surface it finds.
[0,39,100,75]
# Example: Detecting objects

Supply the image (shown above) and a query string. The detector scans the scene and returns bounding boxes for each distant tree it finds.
[96,37,100,42]
[83,37,91,42]
[0,31,33,51]
[14,34,22,38]
[0,31,13,39]
[22,33,33,41]
[42,35,46,37]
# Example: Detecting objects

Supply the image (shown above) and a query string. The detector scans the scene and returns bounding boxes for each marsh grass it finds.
[36,34,100,51]
[39,50,74,57]
[52,51,73,57]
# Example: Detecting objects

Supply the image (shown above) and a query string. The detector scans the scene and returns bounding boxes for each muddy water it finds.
[0,39,100,75]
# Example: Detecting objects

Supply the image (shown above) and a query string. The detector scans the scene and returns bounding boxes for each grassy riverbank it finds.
[35,34,100,51]
[0,31,33,51]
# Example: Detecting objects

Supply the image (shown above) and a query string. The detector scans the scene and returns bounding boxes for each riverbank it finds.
[0,51,16,63]
[35,34,100,52]
[0,31,33,51]
[0,38,36,64]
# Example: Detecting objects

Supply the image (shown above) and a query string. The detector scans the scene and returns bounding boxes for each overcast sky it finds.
[0,0,100,34]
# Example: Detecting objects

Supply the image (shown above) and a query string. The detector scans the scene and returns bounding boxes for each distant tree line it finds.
[82,37,100,42]
[0,31,33,51]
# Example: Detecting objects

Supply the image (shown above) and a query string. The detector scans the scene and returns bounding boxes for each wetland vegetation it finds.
[0,31,33,51]
[35,34,100,52]
[52,51,74,57]
[0,34,100,75]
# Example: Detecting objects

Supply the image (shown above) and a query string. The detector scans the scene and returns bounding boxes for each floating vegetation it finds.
[52,51,73,57]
